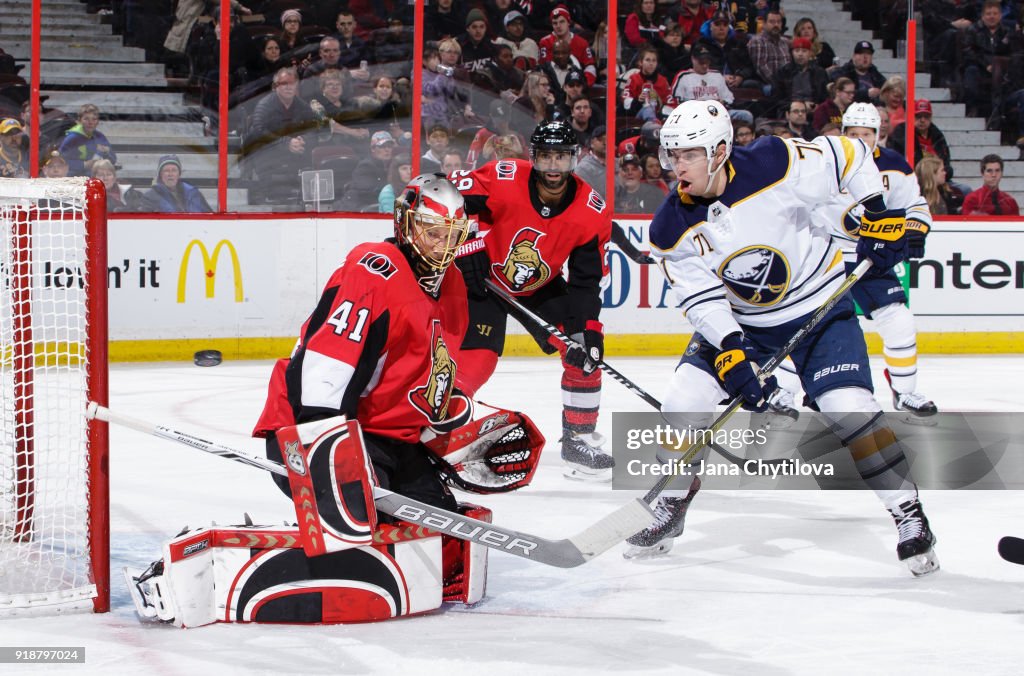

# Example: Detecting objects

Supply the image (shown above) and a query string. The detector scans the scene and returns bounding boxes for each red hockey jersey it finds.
[451,158,610,327]
[254,241,469,444]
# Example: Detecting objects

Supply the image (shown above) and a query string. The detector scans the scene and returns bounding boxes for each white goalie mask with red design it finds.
[395,174,471,294]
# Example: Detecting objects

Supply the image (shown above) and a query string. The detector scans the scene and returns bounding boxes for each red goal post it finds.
[0,177,108,614]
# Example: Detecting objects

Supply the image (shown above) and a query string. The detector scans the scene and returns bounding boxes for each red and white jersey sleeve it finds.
[538,32,596,85]
[254,241,469,444]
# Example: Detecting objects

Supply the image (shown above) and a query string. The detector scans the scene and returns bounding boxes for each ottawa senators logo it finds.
[408,320,457,424]
[493,227,551,292]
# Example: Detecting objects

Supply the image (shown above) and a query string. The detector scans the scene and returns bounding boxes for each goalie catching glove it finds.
[422,404,545,493]
[714,333,778,412]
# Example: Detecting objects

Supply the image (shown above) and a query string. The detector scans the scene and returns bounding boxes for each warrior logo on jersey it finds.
[408,320,457,424]
[493,227,551,292]
[719,246,791,306]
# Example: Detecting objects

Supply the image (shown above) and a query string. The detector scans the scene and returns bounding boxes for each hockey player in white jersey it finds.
[817,102,937,419]
[627,100,938,576]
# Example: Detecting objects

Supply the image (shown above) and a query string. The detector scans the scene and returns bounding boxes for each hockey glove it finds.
[455,238,491,300]
[565,322,604,375]
[857,206,908,272]
[714,333,777,412]
[905,219,930,259]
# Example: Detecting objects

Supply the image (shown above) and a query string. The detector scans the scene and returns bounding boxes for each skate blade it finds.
[623,539,675,560]
[123,567,159,620]
[897,412,939,427]
[905,549,941,577]
[562,465,612,483]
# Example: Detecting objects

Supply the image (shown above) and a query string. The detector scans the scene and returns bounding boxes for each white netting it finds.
[0,177,99,613]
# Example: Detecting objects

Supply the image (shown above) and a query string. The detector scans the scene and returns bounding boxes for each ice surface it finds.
[1,355,1022,676]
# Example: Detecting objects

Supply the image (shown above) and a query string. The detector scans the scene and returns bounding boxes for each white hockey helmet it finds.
[841,102,881,135]
[395,174,471,294]
[659,100,733,175]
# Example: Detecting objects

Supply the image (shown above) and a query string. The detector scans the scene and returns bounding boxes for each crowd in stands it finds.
[2,0,1023,216]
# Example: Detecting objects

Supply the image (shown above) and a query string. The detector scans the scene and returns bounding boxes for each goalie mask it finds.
[529,119,579,190]
[395,174,471,295]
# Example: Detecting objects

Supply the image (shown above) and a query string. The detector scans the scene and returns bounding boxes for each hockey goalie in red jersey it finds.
[125,176,546,627]
[451,119,614,480]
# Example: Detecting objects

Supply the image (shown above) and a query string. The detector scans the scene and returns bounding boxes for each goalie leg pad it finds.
[441,503,491,604]
[276,416,378,556]
[130,524,445,627]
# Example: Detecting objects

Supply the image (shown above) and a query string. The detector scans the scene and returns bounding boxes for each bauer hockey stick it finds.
[484,278,785,469]
[87,403,654,568]
[638,258,874,503]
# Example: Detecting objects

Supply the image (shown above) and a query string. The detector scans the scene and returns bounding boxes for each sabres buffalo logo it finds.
[719,246,790,306]
[493,227,551,292]
[408,320,457,424]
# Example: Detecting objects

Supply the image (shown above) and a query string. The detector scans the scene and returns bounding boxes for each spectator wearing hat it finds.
[339,131,397,211]
[617,120,661,160]
[494,10,539,71]
[615,153,665,214]
[574,125,607,196]
[562,69,589,106]
[961,153,1020,216]
[792,17,837,72]
[832,41,886,101]
[623,45,671,122]
[888,100,955,181]
[746,7,790,91]
[41,151,69,178]
[770,37,830,117]
[0,118,28,178]
[539,5,597,86]
[695,10,757,91]
[459,8,497,71]
[666,45,753,124]
[141,155,212,213]
[277,8,303,55]
[425,0,467,42]
[244,67,316,197]
[540,39,587,108]
[669,0,716,47]
[58,103,117,178]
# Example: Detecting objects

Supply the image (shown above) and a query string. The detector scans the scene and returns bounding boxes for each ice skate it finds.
[623,478,701,559]
[124,559,173,622]
[884,369,938,426]
[561,431,614,481]
[889,497,940,577]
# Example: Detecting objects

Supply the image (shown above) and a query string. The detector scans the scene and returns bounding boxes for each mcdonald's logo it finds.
[176,239,244,303]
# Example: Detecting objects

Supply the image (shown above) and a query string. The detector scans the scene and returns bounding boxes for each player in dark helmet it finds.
[449,120,615,480]
[529,119,580,192]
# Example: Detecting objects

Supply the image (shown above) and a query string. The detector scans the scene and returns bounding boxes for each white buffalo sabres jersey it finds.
[814,145,932,263]
[649,135,884,347]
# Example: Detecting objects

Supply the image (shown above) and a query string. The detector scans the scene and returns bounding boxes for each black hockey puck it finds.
[194,349,223,367]
[998,536,1024,565]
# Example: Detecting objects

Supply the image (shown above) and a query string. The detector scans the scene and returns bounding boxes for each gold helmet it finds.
[394,174,471,294]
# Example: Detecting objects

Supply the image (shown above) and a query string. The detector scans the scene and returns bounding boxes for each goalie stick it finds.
[483,278,787,470]
[86,403,654,568]
[998,536,1024,566]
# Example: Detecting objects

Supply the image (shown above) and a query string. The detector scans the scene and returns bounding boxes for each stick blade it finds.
[998,536,1024,565]
[568,498,656,563]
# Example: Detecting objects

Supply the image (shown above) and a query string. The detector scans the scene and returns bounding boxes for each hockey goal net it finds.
[0,177,108,614]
